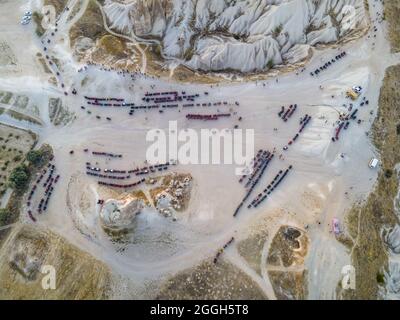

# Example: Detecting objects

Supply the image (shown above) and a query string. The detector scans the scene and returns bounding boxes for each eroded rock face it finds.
[103,0,368,72]
[100,197,144,230]
[385,225,400,254]
[385,261,400,299]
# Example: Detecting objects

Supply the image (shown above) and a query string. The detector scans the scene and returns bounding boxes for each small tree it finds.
[0,208,10,225]
[9,165,30,191]
[273,25,283,37]
[27,150,44,166]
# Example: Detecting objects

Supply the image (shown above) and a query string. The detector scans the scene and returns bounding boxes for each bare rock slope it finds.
[103,0,369,72]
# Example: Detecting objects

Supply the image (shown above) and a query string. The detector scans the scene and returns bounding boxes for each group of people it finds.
[92,151,122,158]
[85,160,173,187]
[86,171,131,180]
[127,100,232,116]
[238,150,265,184]
[128,104,159,115]
[86,161,172,175]
[186,113,231,121]
[334,117,352,141]
[81,96,135,109]
[143,91,200,104]
[134,164,170,175]
[39,21,76,96]
[126,162,173,174]
[285,114,312,150]
[332,99,365,142]
[84,96,134,108]
[40,164,59,214]
[129,104,159,110]
[26,163,60,221]
[104,168,127,174]
[82,88,236,121]
[86,101,133,107]
[213,237,235,264]
[78,61,157,82]
[234,150,274,217]
[98,178,145,189]
[278,104,298,122]
[84,96,124,102]
[310,51,347,76]
[241,151,272,189]
[183,101,229,108]
[249,165,293,208]
[127,102,235,115]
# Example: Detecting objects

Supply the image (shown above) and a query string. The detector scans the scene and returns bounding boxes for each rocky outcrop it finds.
[103,0,368,72]
[100,197,144,230]
[150,173,192,217]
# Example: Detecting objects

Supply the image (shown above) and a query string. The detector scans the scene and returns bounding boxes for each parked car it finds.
[332,218,340,235]
[369,158,379,169]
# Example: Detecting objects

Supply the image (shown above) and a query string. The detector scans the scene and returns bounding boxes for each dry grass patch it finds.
[156,259,267,299]
[69,0,107,47]
[237,228,268,275]
[268,270,308,300]
[44,0,66,16]
[341,64,400,299]
[384,0,400,52]
[0,225,111,299]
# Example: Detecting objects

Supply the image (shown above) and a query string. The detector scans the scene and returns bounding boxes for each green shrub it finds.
[9,165,30,191]
[385,169,393,179]
[376,272,385,284]
[27,149,46,166]
[0,208,10,225]
[32,12,45,37]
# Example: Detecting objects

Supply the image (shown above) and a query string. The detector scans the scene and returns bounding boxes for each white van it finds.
[369,158,379,169]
